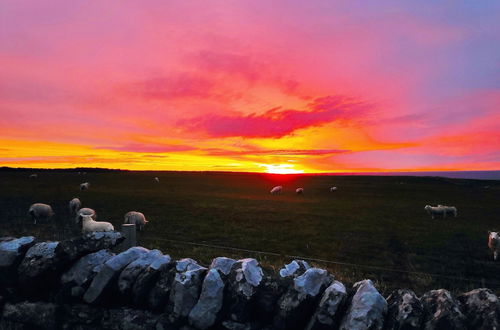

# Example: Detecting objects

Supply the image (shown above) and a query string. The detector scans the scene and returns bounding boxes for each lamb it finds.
[488,232,499,261]
[29,174,38,179]
[28,203,54,224]
[124,211,148,231]
[69,197,82,215]
[296,188,304,194]
[76,207,97,224]
[330,186,338,192]
[270,186,283,195]
[81,215,114,233]
[154,177,160,183]
[424,205,458,219]
[80,182,90,190]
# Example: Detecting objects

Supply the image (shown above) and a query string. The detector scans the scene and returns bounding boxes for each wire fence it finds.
[140,235,500,289]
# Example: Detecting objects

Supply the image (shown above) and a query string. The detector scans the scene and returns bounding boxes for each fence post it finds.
[121,224,137,251]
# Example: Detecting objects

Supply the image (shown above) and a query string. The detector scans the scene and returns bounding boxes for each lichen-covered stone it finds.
[0,236,36,286]
[210,257,237,276]
[60,304,103,330]
[117,249,163,297]
[421,289,466,330]
[339,279,387,330]
[101,307,160,330]
[58,231,124,260]
[83,247,149,304]
[188,268,225,329]
[224,258,264,323]
[385,289,423,330]
[148,263,176,312]
[457,288,500,330]
[279,260,310,278]
[273,268,333,330]
[306,280,347,330]
[168,264,207,323]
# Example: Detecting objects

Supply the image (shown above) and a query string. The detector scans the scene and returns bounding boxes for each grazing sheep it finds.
[330,186,338,192]
[81,215,114,233]
[76,207,96,224]
[28,203,54,224]
[488,231,499,261]
[124,211,148,231]
[69,197,82,215]
[424,205,458,219]
[270,186,283,195]
[296,188,304,194]
[154,177,160,183]
[80,182,90,190]
[29,174,38,179]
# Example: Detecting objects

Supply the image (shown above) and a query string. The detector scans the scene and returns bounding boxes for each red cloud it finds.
[179,95,370,138]
[204,148,348,156]
[95,143,195,153]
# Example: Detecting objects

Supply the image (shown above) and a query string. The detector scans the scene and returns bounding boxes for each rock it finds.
[385,289,423,330]
[60,249,115,300]
[306,280,347,330]
[273,268,333,330]
[117,249,163,297]
[2,302,59,330]
[83,246,149,304]
[457,288,500,330]
[148,262,177,312]
[58,231,124,260]
[60,304,103,330]
[210,257,237,276]
[339,279,387,330]
[101,307,160,330]
[220,320,259,330]
[0,236,36,286]
[421,289,466,330]
[168,263,207,323]
[132,254,172,306]
[279,260,310,278]
[188,268,225,329]
[224,258,264,323]
[17,241,67,297]
[176,258,202,272]
[254,270,288,325]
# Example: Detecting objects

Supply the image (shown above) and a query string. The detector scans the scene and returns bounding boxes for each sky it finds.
[1,1,499,173]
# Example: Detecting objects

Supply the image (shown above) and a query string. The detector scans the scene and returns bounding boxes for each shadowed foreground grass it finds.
[1,170,499,295]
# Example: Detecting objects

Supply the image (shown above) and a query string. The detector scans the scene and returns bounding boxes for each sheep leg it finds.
[494,251,498,261]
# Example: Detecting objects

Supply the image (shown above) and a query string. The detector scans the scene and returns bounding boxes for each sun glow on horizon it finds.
[260,164,305,174]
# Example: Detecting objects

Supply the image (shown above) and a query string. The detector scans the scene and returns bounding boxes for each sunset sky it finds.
[1,1,499,173]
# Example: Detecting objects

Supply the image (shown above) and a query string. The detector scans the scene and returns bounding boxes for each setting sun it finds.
[261,164,305,174]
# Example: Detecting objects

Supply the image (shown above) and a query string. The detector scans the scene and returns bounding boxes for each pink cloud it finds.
[95,143,195,153]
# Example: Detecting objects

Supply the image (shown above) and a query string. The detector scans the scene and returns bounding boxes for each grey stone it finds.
[385,289,423,330]
[132,254,172,306]
[279,260,310,278]
[306,280,347,330]
[148,263,176,312]
[83,246,149,304]
[339,279,387,330]
[220,320,259,330]
[2,302,59,330]
[61,304,103,330]
[176,258,203,272]
[60,249,115,299]
[210,257,237,276]
[168,264,208,323]
[101,307,160,330]
[457,288,500,330]
[0,236,36,285]
[117,249,163,297]
[274,268,333,330]
[59,231,124,260]
[255,271,287,325]
[224,258,264,323]
[188,268,225,329]
[421,289,466,330]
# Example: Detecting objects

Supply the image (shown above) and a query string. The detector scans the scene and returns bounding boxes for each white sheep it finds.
[424,205,458,219]
[270,186,283,195]
[81,215,114,233]
[124,211,148,231]
[296,188,304,194]
[330,186,338,192]
[28,203,54,224]
[29,174,38,179]
[154,177,160,183]
[76,207,97,224]
[488,231,499,261]
[69,197,82,215]
[80,182,90,190]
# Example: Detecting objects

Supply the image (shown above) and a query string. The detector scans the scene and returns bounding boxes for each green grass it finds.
[1,170,499,295]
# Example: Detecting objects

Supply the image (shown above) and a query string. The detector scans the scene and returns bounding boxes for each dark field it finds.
[1,170,499,295]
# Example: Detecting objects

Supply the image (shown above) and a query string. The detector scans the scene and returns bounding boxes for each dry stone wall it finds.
[0,234,499,330]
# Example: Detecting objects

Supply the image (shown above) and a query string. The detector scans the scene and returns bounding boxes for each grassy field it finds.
[1,169,499,295]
